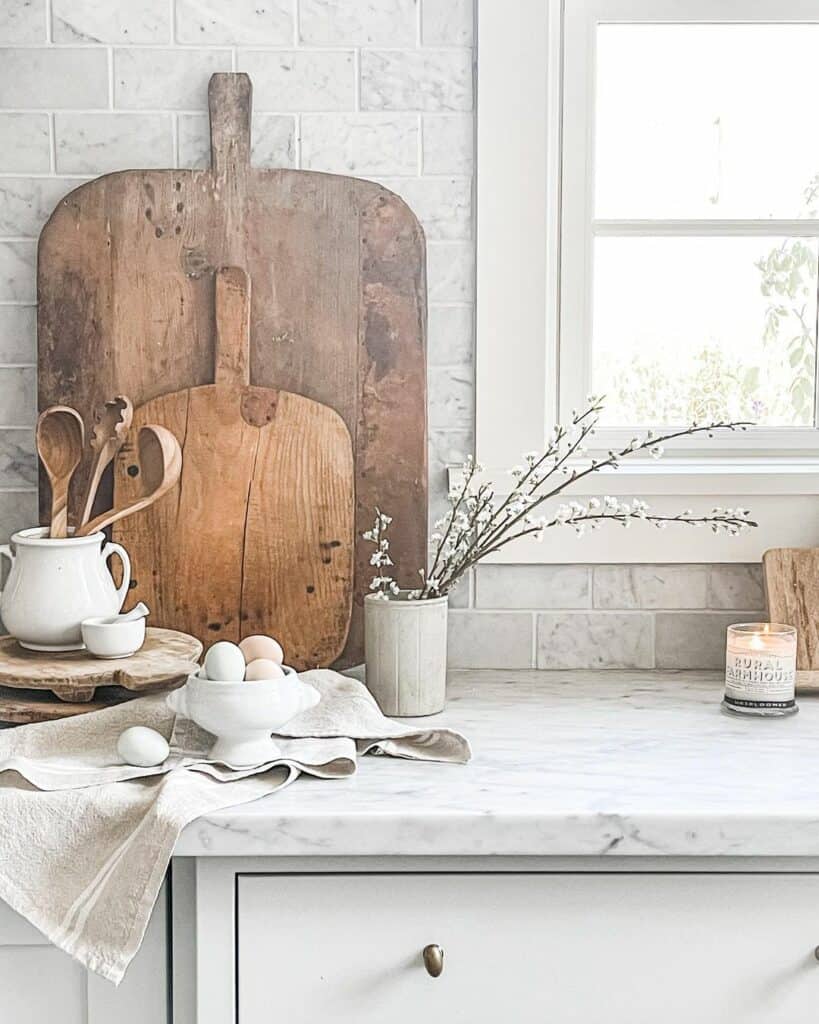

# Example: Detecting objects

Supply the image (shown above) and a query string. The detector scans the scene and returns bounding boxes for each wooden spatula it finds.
[78,395,133,528]
[113,266,355,669]
[36,405,84,538]
[78,425,181,536]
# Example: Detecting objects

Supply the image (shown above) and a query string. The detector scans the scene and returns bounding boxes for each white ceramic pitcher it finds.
[0,526,131,651]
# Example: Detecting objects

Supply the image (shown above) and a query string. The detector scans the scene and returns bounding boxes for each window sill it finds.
[446,458,819,564]
[448,457,819,497]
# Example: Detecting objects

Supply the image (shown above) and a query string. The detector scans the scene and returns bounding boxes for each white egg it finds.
[117,726,169,768]
[204,641,246,681]
[239,634,284,664]
[244,657,285,681]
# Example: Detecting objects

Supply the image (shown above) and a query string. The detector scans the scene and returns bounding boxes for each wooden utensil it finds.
[36,405,84,538]
[38,71,426,667]
[113,265,355,670]
[78,395,133,527]
[77,424,181,537]
[763,547,819,690]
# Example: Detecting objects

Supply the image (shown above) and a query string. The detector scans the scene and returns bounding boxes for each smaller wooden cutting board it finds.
[114,266,355,669]
[762,547,819,690]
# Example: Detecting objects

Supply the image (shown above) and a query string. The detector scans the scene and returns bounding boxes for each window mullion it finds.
[593,220,819,238]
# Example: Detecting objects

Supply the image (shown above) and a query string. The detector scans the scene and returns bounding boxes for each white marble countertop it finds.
[175,670,819,858]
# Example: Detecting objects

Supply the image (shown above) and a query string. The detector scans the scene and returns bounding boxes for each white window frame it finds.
[472,0,819,563]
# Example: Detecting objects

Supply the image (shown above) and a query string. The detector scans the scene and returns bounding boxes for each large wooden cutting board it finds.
[763,547,819,690]
[113,266,354,669]
[38,72,427,668]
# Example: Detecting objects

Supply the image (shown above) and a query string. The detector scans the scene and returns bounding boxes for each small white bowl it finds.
[81,615,146,659]
[166,667,319,766]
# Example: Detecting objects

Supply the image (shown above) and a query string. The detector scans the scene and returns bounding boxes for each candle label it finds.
[725,651,796,709]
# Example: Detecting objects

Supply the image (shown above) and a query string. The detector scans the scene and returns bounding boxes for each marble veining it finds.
[176,670,819,858]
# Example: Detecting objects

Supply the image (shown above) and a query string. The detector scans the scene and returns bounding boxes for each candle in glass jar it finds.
[723,623,797,717]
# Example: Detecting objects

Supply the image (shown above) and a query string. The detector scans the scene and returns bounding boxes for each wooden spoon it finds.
[77,425,182,537]
[36,405,84,538]
[78,395,134,528]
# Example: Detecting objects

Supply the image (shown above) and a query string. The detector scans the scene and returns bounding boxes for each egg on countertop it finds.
[204,641,246,681]
[244,658,285,681]
[117,726,169,768]
[239,634,284,665]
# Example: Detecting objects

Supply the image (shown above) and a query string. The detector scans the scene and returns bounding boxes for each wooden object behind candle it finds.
[762,547,819,690]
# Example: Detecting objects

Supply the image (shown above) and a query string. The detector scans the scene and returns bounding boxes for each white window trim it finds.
[472,0,819,562]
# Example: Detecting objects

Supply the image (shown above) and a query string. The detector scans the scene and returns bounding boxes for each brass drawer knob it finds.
[423,944,444,978]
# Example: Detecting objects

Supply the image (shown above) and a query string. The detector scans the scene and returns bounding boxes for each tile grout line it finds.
[48,113,57,173]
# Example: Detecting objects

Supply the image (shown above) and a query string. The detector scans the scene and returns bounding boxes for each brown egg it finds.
[244,658,285,682]
[239,634,284,665]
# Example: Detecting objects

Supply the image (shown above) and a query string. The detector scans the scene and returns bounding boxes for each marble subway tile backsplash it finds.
[447,611,533,669]
[55,113,174,175]
[0,48,108,108]
[536,612,654,670]
[298,0,417,46]
[0,367,36,426]
[0,114,51,173]
[52,0,171,44]
[445,564,768,670]
[361,49,473,112]
[476,565,590,610]
[655,612,760,670]
[0,430,36,488]
[0,307,36,364]
[175,0,294,45]
[300,114,419,175]
[421,114,474,174]
[706,564,765,610]
[0,241,36,302]
[237,50,356,111]
[593,565,707,610]
[0,491,37,544]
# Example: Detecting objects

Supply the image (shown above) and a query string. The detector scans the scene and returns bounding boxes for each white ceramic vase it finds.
[364,592,448,717]
[0,526,131,651]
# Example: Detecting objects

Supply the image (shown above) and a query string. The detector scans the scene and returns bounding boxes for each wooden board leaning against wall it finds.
[37,72,428,667]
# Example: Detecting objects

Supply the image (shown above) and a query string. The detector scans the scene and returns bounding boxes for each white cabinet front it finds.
[237,872,819,1023]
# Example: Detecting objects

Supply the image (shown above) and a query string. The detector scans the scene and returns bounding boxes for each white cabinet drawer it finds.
[237,872,819,1023]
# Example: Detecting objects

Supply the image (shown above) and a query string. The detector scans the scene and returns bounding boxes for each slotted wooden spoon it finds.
[78,395,133,528]
[77,424,181,537]
[36,405,84,538]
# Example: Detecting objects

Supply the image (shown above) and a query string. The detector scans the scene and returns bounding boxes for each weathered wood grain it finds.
[0,685,134,725]
[38,71,427,667]
[113,267,355,670]
[763,547,819,691]
[0,627,201,702]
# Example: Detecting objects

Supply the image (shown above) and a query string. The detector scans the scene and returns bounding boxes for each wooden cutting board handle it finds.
[209,73,251,179]
[215,266,250,387]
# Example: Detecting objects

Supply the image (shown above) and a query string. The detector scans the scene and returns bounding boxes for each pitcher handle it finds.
[102,542,131,610]
[0,544,12,603]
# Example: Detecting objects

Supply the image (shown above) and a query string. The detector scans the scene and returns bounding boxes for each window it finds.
[475,0,819,562]
[561,2,819,452]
